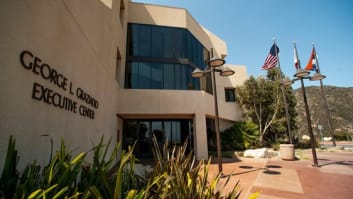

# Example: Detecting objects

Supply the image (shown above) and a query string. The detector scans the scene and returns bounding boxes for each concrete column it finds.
[194,112,208,160]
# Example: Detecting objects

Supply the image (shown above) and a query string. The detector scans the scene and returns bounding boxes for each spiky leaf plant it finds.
[1,135,244,199]
[134,136,241,199]
[0,136,19,199]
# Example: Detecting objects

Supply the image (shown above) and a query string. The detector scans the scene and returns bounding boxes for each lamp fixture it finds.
[191,56,234,174]
[191,68,205,78]
[309,72,326,81]
[282,68,326,167]
[294,68,310,78]
[208,57,226,68]
[220,67,235,76]
[281,77,293,86]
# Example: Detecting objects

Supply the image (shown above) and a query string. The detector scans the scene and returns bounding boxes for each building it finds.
[0,0,247,170]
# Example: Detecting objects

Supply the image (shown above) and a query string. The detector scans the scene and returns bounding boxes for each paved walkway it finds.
[208,150,353,199]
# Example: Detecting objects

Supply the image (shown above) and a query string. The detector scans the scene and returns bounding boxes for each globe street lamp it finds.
[281,43,326,167]
[192,57,234,173]
[282,70,325,167]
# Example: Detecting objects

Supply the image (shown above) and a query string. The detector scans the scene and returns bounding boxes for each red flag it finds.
[305,48,317,71]
[262,44,279,70]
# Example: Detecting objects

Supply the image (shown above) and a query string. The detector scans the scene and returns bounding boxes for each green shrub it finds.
[271,142,280,151]
[334,131,352,141]
[0,136,142,199]
[126,136,240,199]
[0,135,19,199]
[221,121,259,151]
[295,138,320,149]
[0,135,241,199]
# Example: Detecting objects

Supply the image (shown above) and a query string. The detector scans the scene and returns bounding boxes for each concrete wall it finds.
[216,64,247,121]
[0,0,128,170]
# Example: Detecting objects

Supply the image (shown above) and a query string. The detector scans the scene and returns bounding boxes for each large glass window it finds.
[126,23,210,90]
[125,62,200,90]
[163,64,174,89]
[123,119,193,158]
[151,27,163,57]
[138,62,151,89]
[151,63,163,89]
[139,25,152,57]
[127,24,208,66]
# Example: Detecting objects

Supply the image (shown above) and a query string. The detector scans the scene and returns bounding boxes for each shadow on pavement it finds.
[263,170,281,175]
[222,164,283,177]
[320,160,353,167]
[222,167,265,178]
[266,165,282,168]
[239,165,254,169]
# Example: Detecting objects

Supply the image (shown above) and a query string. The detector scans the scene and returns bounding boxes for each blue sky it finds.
[133,0,353,89]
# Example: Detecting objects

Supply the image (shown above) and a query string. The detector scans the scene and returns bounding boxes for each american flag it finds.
[262,44,279,70]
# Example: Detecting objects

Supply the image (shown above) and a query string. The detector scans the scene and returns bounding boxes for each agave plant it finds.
[126,136,241,199]
[0,136,19,199]
[0,135,145,199]
[1,135,244,199]
[78,137,145,199]
[13,139,86,198]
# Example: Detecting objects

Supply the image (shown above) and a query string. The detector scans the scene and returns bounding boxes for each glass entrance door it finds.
[123,119,193,158]
[123,121,152,158]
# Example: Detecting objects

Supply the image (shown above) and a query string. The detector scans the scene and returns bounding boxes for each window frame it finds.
[125,23,210,91]
[224,88,236,102]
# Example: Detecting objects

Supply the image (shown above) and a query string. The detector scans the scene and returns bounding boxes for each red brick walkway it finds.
[209,150,353,199]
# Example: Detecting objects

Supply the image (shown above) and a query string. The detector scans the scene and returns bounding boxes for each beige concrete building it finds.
[0,0,247,170]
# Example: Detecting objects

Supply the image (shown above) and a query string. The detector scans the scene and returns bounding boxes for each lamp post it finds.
[318,124,323,147]
[282,72,324,167]
[281,42,326,167]
[192,57,235,174]
[312,43,336,147]
[273,38,293,144]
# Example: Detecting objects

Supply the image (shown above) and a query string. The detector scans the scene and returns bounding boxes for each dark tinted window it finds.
[225,88,236,102]
[163,64,175,89]
[139,62,151,89]
[126,23,210,90]
[126,62,198,90]
[151,27,163,57]
[123,119,193,158]
[151,63,163,89]
[139,25,151,57]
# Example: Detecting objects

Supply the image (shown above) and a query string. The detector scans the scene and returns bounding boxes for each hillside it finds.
[294,86,353,138]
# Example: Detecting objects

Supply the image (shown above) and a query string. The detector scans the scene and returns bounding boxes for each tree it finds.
[237,68,297,146]
[237,75,280,145]
[266,69,298,144]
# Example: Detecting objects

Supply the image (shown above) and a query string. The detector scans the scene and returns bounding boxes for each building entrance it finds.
[123,119,193,158]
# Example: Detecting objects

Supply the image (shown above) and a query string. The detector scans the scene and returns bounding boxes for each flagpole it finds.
[312,43,336,147]
[294,41,319,166]
[273,38,293,144]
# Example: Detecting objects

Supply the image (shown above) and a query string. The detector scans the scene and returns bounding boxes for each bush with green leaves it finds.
[0,136,19,199]
[334,131,352,141]
[0,135,241,199]
[127,137,241,199]
[0,136,144,199]
[221,121,259,151]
